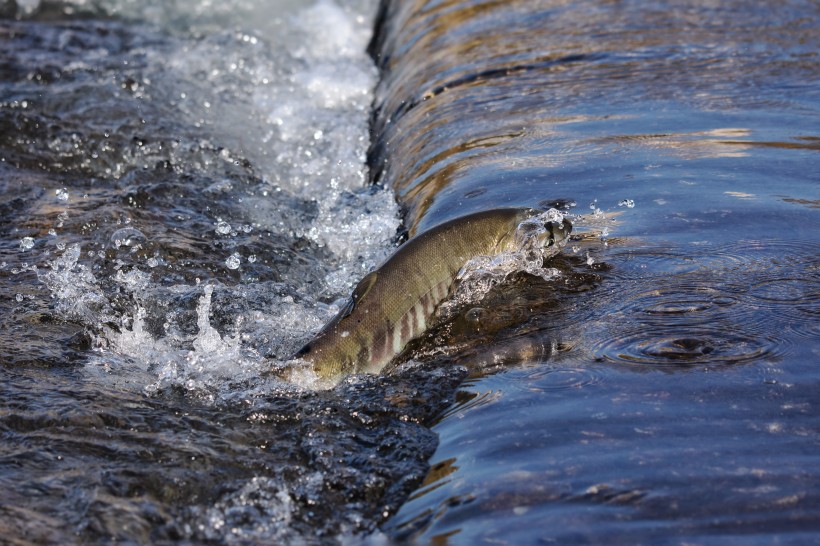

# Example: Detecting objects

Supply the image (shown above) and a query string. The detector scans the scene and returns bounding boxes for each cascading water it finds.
[0,0,468,542]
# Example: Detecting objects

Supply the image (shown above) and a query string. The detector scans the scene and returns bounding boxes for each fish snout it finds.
[548,218,572,248]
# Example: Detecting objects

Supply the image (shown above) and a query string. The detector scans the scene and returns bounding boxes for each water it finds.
[368,0,820,543]
[1,0,819,544]
[1,0,443,542]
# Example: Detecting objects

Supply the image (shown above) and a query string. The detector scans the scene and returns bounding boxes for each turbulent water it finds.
[1,0,819,544]
[1,0,452,542]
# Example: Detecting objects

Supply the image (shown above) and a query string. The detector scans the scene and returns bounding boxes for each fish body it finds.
[294,207,571,386]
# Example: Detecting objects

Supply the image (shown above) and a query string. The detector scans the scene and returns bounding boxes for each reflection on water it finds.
[370,0,820,543]
[587,127,755,159]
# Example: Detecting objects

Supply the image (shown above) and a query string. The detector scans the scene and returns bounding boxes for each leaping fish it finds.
[292,207,571,387]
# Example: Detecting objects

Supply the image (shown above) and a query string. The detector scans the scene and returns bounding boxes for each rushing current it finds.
[2,0,819,544]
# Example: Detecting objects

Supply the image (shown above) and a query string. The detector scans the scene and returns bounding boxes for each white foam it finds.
[195,476,300,543]
[19,237,35,250]
[36,0,395,399]
[38,244,115,327]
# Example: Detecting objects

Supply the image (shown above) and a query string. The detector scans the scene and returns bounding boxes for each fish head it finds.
[514,209,572,255]
[548,217,573,248]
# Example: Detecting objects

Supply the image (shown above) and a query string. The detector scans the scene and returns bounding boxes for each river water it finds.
[1,0,819,544]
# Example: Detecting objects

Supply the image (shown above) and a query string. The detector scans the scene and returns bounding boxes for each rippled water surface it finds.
[2,0,819,543]
[370,0,819,543]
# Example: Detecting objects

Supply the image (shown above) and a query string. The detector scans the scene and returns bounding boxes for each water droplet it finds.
[225,253,241,270]
[215,220,232,235]
[55,188,69,202]
[110,227,147,250]
[19,237,35,250]
[619,199,635,208]
[248,255,257,263]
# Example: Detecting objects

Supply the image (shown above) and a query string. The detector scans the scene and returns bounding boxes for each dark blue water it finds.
[1,0,818,543]
[369,0,820,543]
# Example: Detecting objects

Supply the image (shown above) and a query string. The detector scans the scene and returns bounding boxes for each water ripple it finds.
[589,326,786,368]
[629,285,741,324]
[515,365,605,392]
[748,277,820,341]
[581,239,820,371]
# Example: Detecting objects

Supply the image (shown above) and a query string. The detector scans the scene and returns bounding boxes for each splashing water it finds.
[440,209,571,315]
[15,0,399,400]
[1,3,465,540]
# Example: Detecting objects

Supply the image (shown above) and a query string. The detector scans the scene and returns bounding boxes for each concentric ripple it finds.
[624,285,742,326]
[748,277,820,341]
[588,326,789,369]
[514,365,605,392]
[582,238,819,371]
[612,240,820,282]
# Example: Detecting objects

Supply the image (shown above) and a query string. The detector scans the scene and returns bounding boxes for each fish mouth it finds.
[514,210,572,255]
[548,218,572,248]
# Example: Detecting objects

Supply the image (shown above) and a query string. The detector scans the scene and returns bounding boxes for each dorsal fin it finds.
[332,271,377,321]
[337,296,355,319]
[352,270,378,303]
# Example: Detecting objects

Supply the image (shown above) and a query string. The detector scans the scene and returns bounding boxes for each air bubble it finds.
[110,227,147,250]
